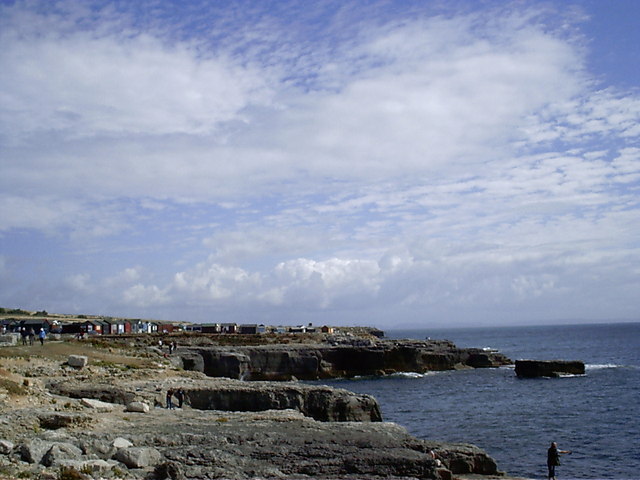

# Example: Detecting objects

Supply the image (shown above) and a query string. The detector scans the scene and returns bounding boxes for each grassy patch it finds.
[0,377,28,395]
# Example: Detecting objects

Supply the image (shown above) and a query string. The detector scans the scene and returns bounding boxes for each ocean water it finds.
[318,322,640,480]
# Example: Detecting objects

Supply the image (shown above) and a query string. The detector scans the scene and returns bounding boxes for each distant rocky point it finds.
[515,359,585,378]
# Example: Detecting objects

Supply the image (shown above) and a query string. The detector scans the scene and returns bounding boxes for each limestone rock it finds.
[114,446,162,468]
[80,398,118,412]
[41,442,83,467]
[47,382,138,405]
[151,461,187,480]
[56,458,120,475]
[515,360,585,378]
[177,340,512,380]
[112,437,133,449]
[186,381,382,422]
[37,412,92,430]
[78,438,115,460]
[19,438,55,464]
[67,355,89,368]
[0,334,17,346]
[0,439,14,454]
[125,401,150,413]
[425,441,500,475]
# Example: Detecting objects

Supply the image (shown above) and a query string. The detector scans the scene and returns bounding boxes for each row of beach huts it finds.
[0,316,335,337]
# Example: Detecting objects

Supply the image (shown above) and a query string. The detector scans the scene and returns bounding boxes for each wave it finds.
[586,363,633,370]
[387,371,438,379]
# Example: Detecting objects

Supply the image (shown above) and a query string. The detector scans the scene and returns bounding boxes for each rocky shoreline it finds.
[171,338,511,380]
[0,334,524,480]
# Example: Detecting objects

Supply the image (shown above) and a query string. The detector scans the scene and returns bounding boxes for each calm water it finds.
[319,323,640,480]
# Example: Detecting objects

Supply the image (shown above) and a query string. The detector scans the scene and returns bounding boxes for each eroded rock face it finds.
[424,441,500,475]
[47,383,138,404]
[48,377,382,422]
[174,340,512,380]
[0,349,510,480]
[186,382,382,422]
[515,360,585,378]
[5,409,450,480]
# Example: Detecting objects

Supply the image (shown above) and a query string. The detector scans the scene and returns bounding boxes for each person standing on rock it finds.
[166,389,175,409]
[174,388,184,408]
[547,441,571,480]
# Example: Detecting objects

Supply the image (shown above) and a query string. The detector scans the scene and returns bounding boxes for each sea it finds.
[316,322,640,480]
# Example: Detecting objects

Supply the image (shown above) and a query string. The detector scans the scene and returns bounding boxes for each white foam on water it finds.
[586,363,625,370]
[387,371,438,379]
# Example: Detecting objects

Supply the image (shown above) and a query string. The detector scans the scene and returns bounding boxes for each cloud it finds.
[123,284,170,308]
[0,7,273,143]
[1,2,597,210]
[1,1,638,326]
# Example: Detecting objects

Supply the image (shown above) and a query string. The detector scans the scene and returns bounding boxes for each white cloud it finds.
[0,18,273,143]
[123,284,170,308]
[65,274,93,294]
[172,262,261,302]
[104,267,142,288]
[0,3,602,212]
[1,1,638,326]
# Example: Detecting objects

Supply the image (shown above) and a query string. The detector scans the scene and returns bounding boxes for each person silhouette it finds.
[547,441,571,480]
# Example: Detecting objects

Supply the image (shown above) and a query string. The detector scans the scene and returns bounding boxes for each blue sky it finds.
[1,0,639,328]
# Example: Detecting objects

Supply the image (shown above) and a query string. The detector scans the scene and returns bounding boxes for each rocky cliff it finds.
[0,336,522,480]
[0,356,510,480]
[47,376,382,422]
[173,339,512,380]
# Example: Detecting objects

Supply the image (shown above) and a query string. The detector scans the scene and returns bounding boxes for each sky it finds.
[1,0,639,329]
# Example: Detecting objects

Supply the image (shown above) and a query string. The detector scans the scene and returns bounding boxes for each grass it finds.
[0,340,157,369]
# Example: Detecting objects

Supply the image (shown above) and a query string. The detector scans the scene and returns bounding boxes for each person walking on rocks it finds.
[547,441,571,480]
[28,327,35,346]
[38,328,46,346]
[166,389,175,409]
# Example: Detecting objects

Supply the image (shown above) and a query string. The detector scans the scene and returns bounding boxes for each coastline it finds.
[0,332,518,480]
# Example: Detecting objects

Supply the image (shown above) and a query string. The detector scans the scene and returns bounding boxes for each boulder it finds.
[37,412,92,430]
[425,441,500,476]
[114,446,162,468]
[151,461,187,480]
[57,459,120,475]
[80,398,118,412]
[515,360,585,378]
[0,334,18,346]
[0,439,14,455]
[19,438,55,464]
[112,437,133,449]
[78,438,115,460]
[41,442,84,467]
[67,355,89,368]
[125,401,150,413]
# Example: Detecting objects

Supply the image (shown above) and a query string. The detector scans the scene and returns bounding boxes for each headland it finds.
[0,313,529,480]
